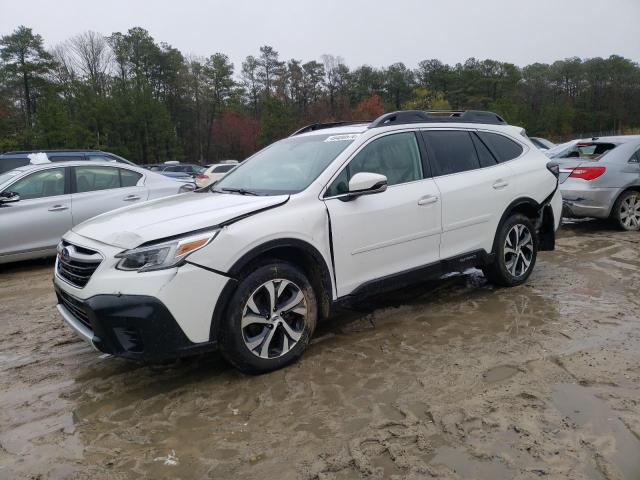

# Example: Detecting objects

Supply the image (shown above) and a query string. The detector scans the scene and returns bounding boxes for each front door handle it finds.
[418,195,439,206]
[48,205,69,212]
[123,195,141,201]
[492,180,509,189]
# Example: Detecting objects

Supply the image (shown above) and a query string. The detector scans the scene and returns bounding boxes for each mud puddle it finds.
[553,383,640,480]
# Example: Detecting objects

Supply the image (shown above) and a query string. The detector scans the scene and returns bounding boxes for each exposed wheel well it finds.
[493,198,555,252]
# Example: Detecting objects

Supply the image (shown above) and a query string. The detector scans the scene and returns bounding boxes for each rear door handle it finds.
[123,195,141,201]
[48,205,69,212]
[418,195,439,206]
[492,180,509,189]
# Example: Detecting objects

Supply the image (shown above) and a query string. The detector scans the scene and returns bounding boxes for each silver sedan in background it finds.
[0,161,194,264]
[552,135,640,230]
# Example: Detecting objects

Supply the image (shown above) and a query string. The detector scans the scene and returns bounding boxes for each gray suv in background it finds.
[553,136,640,230]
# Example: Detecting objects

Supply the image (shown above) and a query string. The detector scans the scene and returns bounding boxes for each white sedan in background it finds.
[0,161,193,264]
[195,161,238,188]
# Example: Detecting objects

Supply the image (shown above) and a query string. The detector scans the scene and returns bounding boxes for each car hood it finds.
[72,192,289,249]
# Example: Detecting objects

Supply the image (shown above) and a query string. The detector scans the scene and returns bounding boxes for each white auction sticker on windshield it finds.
[324,134,360,142]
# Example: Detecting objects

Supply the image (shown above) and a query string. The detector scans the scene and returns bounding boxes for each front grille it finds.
[58,289,92,330]
[56,241,102,288]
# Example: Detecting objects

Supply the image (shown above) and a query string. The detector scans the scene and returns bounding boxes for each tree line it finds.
[1,25,639,164]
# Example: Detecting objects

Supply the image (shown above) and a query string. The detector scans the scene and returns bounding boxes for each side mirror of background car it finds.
[344,172,388,201]
[0,191,20,204]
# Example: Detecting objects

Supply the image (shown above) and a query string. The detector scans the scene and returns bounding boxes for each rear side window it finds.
[75,166,121,193]
[471,133,497,168]
[477,132,523,162]
[0,157,30,173]
[422,130,480,176]
[120,169,142,187]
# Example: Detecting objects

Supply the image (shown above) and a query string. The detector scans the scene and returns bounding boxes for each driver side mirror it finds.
[0,191,20,204]
[343,172,387,201]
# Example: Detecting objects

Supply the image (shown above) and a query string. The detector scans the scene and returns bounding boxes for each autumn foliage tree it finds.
[211,111,259,160]
[353,94,385,121]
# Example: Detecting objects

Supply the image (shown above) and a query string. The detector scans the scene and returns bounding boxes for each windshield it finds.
[213,133,358,195]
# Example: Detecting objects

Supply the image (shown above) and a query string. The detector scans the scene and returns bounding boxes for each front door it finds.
[324,131,442,297]
[0,166,72,257]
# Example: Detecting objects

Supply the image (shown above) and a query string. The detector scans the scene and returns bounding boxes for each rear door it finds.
[422,129,517,259]
[70,165,147,225]
[0,166,72,256]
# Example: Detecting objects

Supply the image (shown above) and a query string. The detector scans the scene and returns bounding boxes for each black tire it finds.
[611,190,640,231]
[219,261,317,374]
[483,214,538,287]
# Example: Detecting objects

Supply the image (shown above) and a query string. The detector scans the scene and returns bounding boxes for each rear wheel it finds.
[612,191,640,231]
[483,214,538,287]
[219,261,317,374]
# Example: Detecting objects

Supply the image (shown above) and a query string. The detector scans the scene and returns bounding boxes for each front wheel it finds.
[483,214,538,287]
[219,261,317,374]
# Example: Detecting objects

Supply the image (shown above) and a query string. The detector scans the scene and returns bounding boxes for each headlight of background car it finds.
[115,229,219,272]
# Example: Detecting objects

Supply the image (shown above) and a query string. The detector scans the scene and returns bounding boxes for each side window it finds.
[120,169,142,187]
[75,166,121,193]
[477,132,523,163]
[325,132,423,197]
[471,133,498,168]
[49,155,84,162]
[87,154,116,163]
[422,130,480,176]
[0,157,30,174]
[8,168,66,200]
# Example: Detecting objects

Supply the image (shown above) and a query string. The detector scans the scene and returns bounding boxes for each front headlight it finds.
[115,229,219,272]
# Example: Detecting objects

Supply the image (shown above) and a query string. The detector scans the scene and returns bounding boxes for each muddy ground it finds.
[1,220,639,480]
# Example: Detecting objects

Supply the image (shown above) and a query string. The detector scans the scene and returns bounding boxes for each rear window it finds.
[0,157,30,174]
[213,164,235,173]
[477,132,523,162]
[551,142,617,160]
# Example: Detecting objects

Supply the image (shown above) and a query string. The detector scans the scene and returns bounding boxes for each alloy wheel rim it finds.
[620,195,640,230]
[241,279,307,359]
[504,224,534,277]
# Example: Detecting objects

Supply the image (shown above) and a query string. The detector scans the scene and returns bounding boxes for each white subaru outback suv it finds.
[54,110,562,373]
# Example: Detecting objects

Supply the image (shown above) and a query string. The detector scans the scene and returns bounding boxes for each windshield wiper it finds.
[214,187,259,196]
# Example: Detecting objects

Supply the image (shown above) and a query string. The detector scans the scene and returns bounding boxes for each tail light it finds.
[569,166,606,181]
[195,174,209,180]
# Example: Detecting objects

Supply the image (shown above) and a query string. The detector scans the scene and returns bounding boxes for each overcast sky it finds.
[2,0,639,69]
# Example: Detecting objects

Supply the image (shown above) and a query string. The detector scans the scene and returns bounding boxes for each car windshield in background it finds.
[550,142,617,160]
[213,133,358,195]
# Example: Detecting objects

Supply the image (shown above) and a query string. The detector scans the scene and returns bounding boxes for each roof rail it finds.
[368,110,507,129]
[290,121,370,136]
